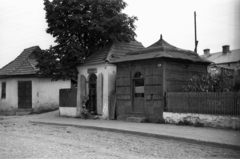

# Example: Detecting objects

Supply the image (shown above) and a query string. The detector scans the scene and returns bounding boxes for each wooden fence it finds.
[166,92,240,116]
[59,88,77,107]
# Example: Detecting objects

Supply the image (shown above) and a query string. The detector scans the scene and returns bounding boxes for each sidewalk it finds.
[30,115,240,150]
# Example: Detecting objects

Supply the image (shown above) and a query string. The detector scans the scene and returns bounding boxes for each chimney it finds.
[203,49,210,57]
[222,45,230,54]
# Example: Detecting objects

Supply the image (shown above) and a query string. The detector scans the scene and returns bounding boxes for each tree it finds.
[36,0,137,80]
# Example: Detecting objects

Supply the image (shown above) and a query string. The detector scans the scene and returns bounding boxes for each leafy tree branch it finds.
[36,0,137,80]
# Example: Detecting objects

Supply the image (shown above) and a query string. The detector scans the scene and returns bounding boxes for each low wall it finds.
[163,112,240,130]
[59,107,77,117]
[0,104,59,116]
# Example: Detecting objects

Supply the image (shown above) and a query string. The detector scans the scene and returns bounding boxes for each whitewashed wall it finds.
[59,107,77,117]
[76,63,116,119]
[0,77,71,114]
[164,112,240,129]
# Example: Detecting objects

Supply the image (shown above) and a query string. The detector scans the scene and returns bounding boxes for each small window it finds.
[134,72,143,78]
[1,82,6,99]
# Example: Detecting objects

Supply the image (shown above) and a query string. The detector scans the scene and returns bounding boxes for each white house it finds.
[72,41,144,119]
[0,46,71,115]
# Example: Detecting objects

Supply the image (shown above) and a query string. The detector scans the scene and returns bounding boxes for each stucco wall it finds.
[32,78,71,112]
[0,78,17,110]
[59,107,77,117]
[0,77,71,114]
[163,112,240,129]
[77,63,116,119]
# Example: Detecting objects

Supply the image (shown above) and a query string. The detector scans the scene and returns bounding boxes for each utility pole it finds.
[194,11,198,53]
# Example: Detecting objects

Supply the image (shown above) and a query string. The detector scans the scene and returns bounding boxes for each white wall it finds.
[32,78,71,111]
[59,107,77,117]
[0,78,17,110]
[0,77,71,112]
[77,63,116,119]
[164,112,240,129]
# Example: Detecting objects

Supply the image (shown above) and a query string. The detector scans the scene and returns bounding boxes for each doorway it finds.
[89,74,97,114]
[18,81,32,109]
[133,72,144,113]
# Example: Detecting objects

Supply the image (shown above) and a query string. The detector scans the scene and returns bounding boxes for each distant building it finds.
[202,45,240,70]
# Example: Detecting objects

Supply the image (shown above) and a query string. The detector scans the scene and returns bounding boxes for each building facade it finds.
[111,36,210,122]
[0,46,71,115]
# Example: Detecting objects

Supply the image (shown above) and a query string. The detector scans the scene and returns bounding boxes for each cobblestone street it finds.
[0,112,240,159]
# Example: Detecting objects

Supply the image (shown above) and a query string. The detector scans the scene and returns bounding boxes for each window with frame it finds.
[1,82,6,99]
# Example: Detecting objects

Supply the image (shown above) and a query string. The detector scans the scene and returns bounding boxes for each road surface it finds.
[0,112,239,159]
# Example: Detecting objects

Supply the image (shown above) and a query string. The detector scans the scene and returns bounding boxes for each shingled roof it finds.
[0,46,41,77]
[111,35,211,64]
[81,41,144,66]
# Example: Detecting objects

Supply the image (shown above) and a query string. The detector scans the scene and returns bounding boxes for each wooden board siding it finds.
[116,87,131,94]
[116,66,132,116]
[165,61,207,92]
[116,61,164,122]
[115,59,208,122]
[116,78,131,86]
[116,66,131,78]
[144,64,164,122]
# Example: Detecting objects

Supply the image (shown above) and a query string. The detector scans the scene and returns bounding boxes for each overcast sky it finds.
[0,0,239,68]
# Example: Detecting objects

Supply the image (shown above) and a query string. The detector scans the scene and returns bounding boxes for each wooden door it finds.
[18,81,32,109]
[88,74,96,112]
[133,78,144,112]
[132,66,145,113]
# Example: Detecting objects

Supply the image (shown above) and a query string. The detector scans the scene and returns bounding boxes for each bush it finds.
[183,73,234,92]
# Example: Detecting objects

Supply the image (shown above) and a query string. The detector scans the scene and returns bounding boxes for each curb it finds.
[29,120,240,150]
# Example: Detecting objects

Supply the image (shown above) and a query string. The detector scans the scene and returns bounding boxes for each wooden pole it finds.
[194,11,198,53]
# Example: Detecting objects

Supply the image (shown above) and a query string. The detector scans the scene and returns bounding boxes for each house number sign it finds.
[87,68,97,74]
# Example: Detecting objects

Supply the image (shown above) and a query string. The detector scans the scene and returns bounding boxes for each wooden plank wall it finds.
[144,64,164,121]
[116,61,164,122]
[116,66,131,115]
[165,61,207,92]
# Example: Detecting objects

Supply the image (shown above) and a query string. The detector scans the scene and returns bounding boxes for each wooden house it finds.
[0,46,71,115]
[75,41,144,119]
[110,35,211,122]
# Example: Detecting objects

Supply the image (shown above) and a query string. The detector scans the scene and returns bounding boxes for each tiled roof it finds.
[81,41,144,66]
[111,35,211,64]
[202,49,240,64]
[0,46,41,76]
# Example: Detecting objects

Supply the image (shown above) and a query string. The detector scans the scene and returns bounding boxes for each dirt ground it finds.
[0,111,240,159]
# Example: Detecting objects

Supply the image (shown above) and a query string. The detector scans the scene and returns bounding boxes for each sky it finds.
[0,0,240,69]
